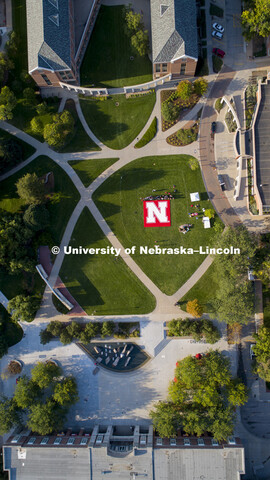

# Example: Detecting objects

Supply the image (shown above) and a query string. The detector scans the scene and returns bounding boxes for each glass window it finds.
[41,74,52,85]
[155,64,161,73]
[162,63,167,72]
[180,62,186,75]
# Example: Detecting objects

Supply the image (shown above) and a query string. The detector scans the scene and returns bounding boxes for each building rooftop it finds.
[26,0,72,73]
[150,0,198,64]
[254,82,270,206]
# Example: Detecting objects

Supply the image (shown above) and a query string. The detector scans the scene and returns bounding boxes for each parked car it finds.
[250,344,256,359]
[212,48,225,58]
[218,174,226,191]
[212,23,224,33]
[212,30,223,40]
[211,121,217,133]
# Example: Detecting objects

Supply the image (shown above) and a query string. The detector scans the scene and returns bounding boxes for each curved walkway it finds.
[0,78,238,322]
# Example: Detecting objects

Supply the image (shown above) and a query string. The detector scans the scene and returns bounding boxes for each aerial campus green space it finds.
[69,158,119,187]
[93,155,223,295]
[59,208,156,315]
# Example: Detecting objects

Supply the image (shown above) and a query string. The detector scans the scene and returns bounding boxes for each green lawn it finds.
[69,158,119,187]
[179,260,219,313]
[60,208,156,315]
[80,5,152,88]
[0,129,36,173]
[0,156,80,245]
[80,92,156,149]
[60,100,101,153]
[0,304,23,347]
[93,155,223,295]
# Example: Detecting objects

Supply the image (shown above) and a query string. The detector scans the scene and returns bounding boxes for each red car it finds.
[212,48,225,58]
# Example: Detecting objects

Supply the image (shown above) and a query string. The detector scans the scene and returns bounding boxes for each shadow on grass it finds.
[94,168,167,197]
[80,100,129,142]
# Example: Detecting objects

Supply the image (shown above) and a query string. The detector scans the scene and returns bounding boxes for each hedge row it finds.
[135,117,157,148]
[167,318,220,344]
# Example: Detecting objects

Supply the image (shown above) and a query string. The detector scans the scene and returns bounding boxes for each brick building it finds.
[150,0,198,79]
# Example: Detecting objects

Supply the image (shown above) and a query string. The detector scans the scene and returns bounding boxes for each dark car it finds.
[218,174,225,191]
[212,47,225,58]
[211,121,217,134]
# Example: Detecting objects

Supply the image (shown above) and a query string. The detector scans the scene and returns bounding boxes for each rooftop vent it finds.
[160,5,169,16]
[49,14,59,26]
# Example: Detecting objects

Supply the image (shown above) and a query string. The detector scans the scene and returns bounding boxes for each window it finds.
[197,438,204,446]
[228,436,236,445]
[156,438,162,446]
[140,435,146,445]
[11,435,21,444]
[180,62,186,75]
[27,437,36,445]
[184,438,190,446]
[96,435,103,444]
[40,437,49,445]
[80,437,88,445]
[41,74,52,86]
[67,437,75,445]
[54,437,62,445]
[170,438,176,446]
[162,63,167,72]
[155,64,161,73]
[58,71,74,82]
[211,439,219,446]
[160,5,169,16]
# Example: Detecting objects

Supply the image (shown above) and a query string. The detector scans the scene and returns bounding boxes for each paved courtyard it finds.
[1,320,236,430]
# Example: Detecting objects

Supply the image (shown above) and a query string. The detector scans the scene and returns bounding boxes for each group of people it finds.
[178,224,193,234]
[141,193,175,201]
[188,203,205,219]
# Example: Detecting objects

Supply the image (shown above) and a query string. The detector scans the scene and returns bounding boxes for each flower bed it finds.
[161,90,199,131]
[166,122,198,146]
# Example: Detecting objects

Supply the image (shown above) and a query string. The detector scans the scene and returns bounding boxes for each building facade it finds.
[3,425,245,480]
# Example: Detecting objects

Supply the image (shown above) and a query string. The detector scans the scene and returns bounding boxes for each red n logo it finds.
[144,200,171,227]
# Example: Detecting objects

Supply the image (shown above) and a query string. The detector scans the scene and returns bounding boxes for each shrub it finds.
[186,299,203,318]
[135,117,157,148]
[215,98,224,113]
[204,208,215,219]
[176,80,193,100]
[40,329,54,345]
[212,55,223,73]
[193,78,208,96]
[23,204,50,231]
[161,101,180,122]
[225,110,237,133]
[167,318,220,343]
[46,321,63,337]
[59,330,73,345]
[188,158,200,170]
[176,127,197,145]
[7,360,22,375]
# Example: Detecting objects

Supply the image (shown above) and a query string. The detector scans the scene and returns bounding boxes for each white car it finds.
[213,23,224,33]
[212,30,223,40]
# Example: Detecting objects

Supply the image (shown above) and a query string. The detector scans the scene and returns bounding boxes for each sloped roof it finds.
[26,0,72,73]
[150,0,198,63]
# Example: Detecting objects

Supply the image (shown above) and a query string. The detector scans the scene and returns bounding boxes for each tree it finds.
[125,10,142,31]
[27,400,66,435]
[101,321,115,338]
[241,0,270,40]
[36,102,48,115]
[9,257,36,274]
[0,52,14,84]
[204,208,215,219]
[66,321,82,339]
[131,29,149,56]
[150,351,246,440]
[213,277,254,325]
[176,80,193,100]
[255,257,270,284]
[253,327,270,380]
[188,157,199,171]
[46,320,63,337]
[59,329,73,345]
[201,319,220,344]
[23,204,49,231]
[23,87,37,106]
[39,328,54,345]
[53,377,78,406]
[193,78,208,96]
[14,376,41,408]
[176,127,197,145]
[31,362,61,389]
[150,402,182,438]
[30,116,44,135]
[0,337,8,358]
[161,101,180,122]
[186,299,203,318]
[0,212,33,272]
[7,295,41,322]
[16,173,46,205]
[0,86,17,120]
[43,110,75,149]
[5,31,18,58]
[0,397,21,435]
[79,322,100,344]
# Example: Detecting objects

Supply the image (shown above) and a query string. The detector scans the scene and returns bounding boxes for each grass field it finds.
[179,260,219,312]
[93,155,223,295]
[59,208,156,314]
[60,100,101,153]
[0,129,35,173]
[80,6,152,88]
[80,93,156,149]
[0,156,80,245]
[69,158,119,187]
